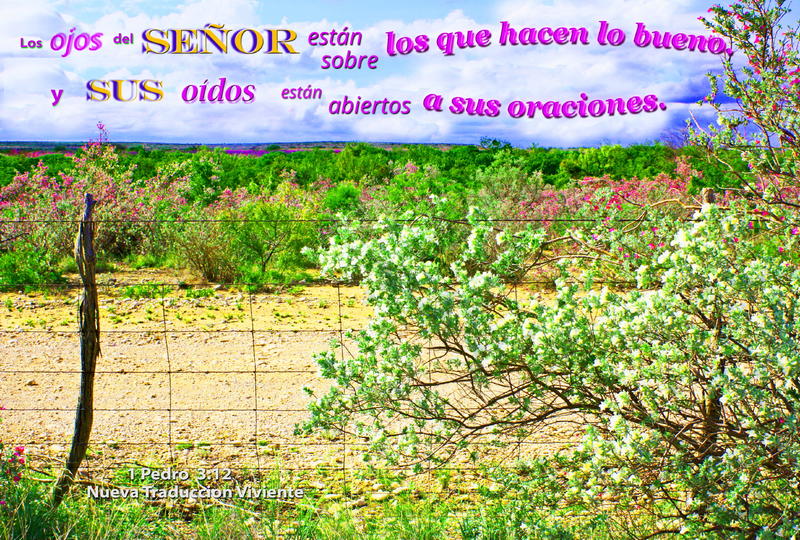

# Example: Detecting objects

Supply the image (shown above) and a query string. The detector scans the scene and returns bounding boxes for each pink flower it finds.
[733,237,740,243]
[12,474,20,483]
[13,447,23,455]
[0,500,5,506]
[779,247,785,253]
[748,222,754,229]
[792,227,799,235]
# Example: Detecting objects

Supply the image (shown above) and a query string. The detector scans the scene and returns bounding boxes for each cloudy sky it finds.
[0,0,778,147]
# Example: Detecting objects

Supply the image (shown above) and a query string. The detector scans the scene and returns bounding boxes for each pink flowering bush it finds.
[517,156,699,228]
[0,124,190,261]
[693,0,800,195]
[0,408,24,509]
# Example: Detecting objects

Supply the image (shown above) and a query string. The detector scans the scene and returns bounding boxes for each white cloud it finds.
[0,0,731,146]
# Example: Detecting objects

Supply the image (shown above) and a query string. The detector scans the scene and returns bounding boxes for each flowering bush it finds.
[516,156,700,229]
[0,124,189,260]
[0,408,24,508]
[300,200,800,536]
[692,0,800,195]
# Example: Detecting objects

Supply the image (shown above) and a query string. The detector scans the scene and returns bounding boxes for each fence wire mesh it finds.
[0,215,635,505]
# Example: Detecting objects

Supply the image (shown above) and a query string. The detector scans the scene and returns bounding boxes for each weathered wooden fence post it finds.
[52,193,100,507]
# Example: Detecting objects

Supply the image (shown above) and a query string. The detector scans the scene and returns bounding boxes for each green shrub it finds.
[122,282,162,299]
[222,201,319,278]
[170,217,237,283]
[185,287,215,299]
[0,248,63,291]
[323,182,361,215]
[125,253,168,270]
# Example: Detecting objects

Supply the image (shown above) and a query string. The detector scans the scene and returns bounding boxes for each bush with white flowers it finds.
[299,201,800,536]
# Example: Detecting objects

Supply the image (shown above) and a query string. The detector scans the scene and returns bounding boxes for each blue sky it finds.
[0,0,787,147]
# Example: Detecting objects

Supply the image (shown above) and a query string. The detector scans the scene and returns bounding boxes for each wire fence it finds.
[0,213,660,504]
[1,284,578,481]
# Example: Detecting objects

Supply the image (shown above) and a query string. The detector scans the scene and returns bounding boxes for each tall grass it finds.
[0,477,174,539]
[0,471,631,539]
